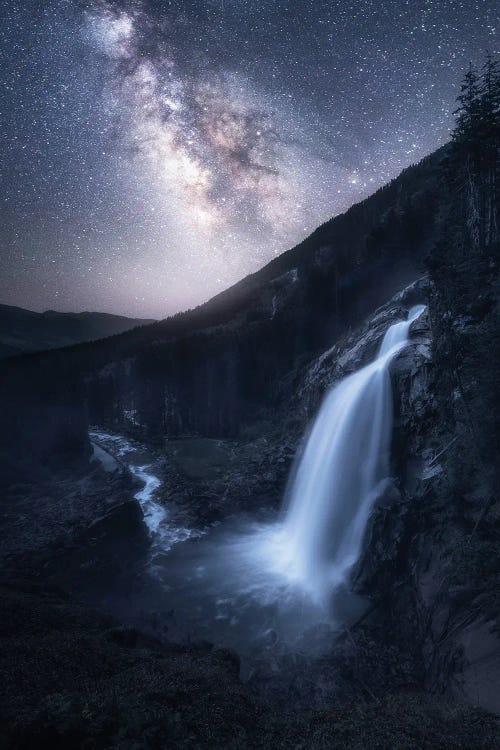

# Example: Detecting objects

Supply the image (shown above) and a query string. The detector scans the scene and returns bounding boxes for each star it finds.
[0,0,497,317]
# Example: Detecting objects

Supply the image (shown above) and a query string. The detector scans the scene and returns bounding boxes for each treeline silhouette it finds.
[427,52,500,507]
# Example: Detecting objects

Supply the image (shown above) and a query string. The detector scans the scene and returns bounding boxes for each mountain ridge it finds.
[0,303,155,359]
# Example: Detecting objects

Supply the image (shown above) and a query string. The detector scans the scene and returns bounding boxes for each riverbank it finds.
[0,454,148,601]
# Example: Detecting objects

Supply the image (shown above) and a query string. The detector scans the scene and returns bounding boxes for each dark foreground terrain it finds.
[1,583,498,750]
[1,276,499,749]
[0,450,498,750]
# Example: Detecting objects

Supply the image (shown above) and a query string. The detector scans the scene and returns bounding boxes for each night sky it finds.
[0,1,497,318]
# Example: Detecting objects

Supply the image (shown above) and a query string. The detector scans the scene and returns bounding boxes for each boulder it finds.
[70,500,149,592]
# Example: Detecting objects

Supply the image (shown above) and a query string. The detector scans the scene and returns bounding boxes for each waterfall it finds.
[280,305,426,598]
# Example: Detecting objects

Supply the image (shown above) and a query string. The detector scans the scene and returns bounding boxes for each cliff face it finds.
[385,294,500,715]
[349,285,499,715]
[268,276,498,715]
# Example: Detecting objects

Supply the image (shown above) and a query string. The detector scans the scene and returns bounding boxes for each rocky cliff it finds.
[323,278,500,716]
[235,275,499,716]
[86,274,495,719]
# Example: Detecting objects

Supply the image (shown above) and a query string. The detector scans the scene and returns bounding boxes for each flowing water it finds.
[89,304,425,652]
[277,304,426,599]
[89,430,199,563]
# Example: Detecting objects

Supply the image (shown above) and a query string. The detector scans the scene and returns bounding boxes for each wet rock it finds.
[355,288,500,717]
[81,499,148,554]
[295,277,430,418]
[296,623,338,657]
[104,625,163,650]
[353,479,408,594]
[212,647,241,677]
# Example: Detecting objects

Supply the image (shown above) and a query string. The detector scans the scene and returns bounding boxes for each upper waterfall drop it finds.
[279,304,426,599]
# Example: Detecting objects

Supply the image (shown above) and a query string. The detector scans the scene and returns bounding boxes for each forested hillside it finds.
[427,53,500,523]
[0,143,446,476]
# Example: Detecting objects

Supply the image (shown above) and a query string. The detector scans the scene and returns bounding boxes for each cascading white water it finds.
[278,304,426,598]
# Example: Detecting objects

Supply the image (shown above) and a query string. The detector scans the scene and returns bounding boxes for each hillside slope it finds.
[0,146,447,473]
[83,147,446,439]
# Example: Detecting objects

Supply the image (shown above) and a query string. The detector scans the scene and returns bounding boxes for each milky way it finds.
[0,0,497,317]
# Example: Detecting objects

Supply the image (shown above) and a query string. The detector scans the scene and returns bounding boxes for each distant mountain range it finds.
[0,304,155,359]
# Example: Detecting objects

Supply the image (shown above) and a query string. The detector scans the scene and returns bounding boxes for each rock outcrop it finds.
[271,276,499,716]
[345,282,500,716]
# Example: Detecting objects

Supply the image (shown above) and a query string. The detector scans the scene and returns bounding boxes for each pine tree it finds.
[478,53,500,244]
[452,63,481,145]
[426,55,500,529]
[479,52,500,122]
[450,56,500,249]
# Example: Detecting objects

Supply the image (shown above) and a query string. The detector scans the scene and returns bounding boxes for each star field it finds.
[0,0,497,317]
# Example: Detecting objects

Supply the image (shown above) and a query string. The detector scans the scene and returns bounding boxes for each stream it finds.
[90,430,199,563]
[89,430,343,658]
